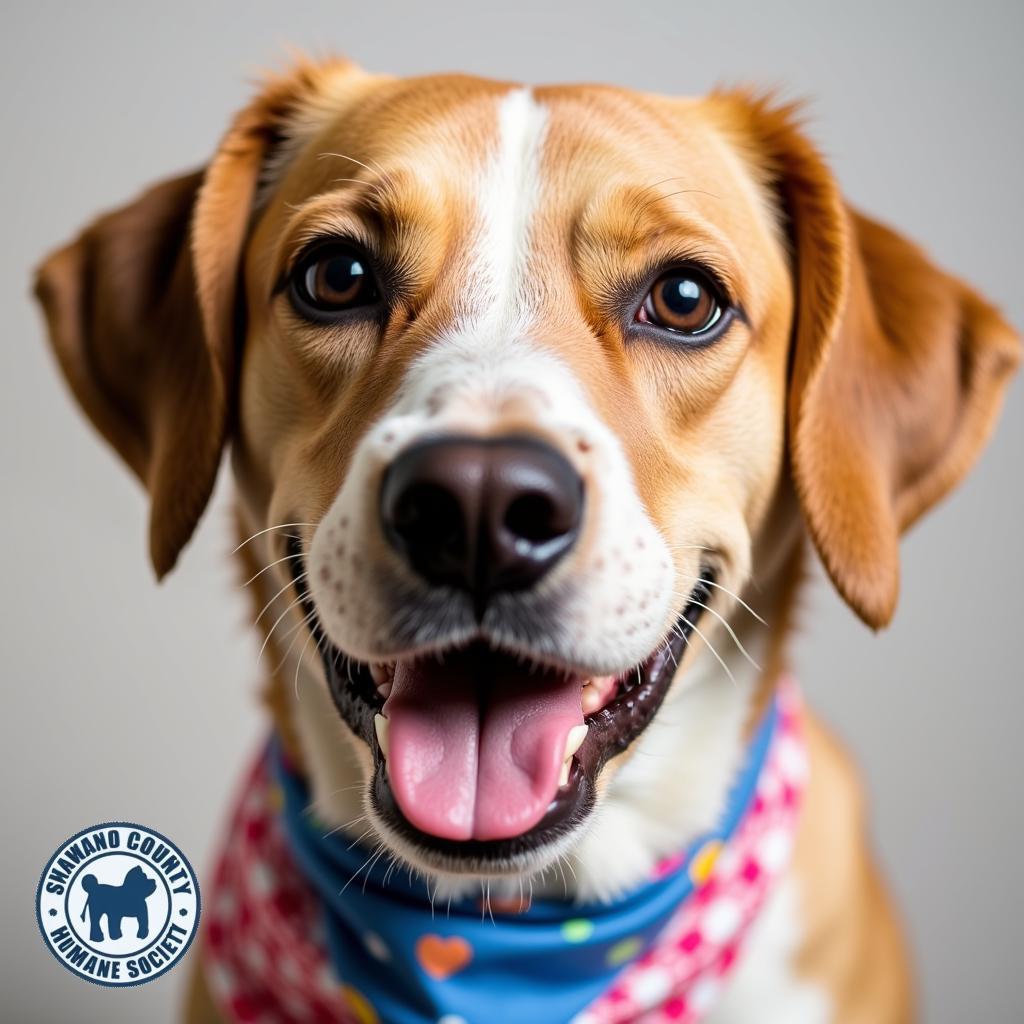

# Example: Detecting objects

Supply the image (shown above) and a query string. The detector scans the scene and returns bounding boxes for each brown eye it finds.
[638,270,722,335]
[291,244,379,316]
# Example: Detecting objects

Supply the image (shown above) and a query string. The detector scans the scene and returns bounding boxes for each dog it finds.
[80,865,157,943]
[35,56,1019,1023]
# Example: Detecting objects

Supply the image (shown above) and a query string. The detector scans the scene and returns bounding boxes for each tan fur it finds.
[794,711,915,1021]
[183,956,226,1024]
[35,58,1018,1023]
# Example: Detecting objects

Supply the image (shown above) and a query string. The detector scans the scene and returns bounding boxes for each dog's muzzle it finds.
[296,431,713,862]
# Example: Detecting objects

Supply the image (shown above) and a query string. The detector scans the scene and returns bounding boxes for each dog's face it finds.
[238,77,794,867]
[36,60,1018,884]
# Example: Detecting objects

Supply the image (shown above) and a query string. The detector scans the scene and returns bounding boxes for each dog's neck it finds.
[237,484,804,904]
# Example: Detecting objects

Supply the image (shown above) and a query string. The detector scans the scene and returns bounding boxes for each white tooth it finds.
[369,663,392,686]
[374,714,389,757]
[581,684,604,714]
[559,724,588,788]
[564,724,588,759]
[377,682,393,700]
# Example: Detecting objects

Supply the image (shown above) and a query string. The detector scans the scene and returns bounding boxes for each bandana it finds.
[202,679,805,1024]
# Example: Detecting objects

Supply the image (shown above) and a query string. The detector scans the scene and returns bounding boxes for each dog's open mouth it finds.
[287,537,713,864]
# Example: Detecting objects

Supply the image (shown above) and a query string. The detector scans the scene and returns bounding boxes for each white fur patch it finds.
[468,87,549,331]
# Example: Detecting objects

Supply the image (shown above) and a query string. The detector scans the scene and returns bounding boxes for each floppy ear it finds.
[727,95,1020,628]
[36,169,228,577]
[34,56,349,576]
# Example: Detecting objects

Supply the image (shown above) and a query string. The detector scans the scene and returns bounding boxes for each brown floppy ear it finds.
[726,94,1020,628]
[35,169,230,577]
[34,57,347,577]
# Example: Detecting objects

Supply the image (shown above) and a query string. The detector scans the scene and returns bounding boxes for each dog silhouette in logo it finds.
[80,865,157,942]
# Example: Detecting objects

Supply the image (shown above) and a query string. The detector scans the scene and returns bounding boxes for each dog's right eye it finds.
[289,244,380,318]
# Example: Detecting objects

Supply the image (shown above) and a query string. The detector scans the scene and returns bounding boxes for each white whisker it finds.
[326,175,388,200]
[344,826,376,853]
[322,812,367,841]
[258,594,306,664]
[676,573,767,626]
[315,782,368,803]
[293,622,318,702]
[317,152,396,198]
[362,845,389,893]
[233,522,314,554]
[272,608,317,675]
[339,840,384,897]
[243,552,303,587]
[687,599,761,672]
[254,571,306,627]
[556,856,569,897]
[676,617,738,687]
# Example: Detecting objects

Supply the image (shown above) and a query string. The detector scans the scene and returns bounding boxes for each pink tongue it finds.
[382,654,584,841]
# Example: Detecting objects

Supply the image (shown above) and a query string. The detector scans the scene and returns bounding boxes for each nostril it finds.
[392,483,462,545]
[504,491,562,543]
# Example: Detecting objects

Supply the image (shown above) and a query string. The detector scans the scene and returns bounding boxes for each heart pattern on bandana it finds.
[415,934,474,980]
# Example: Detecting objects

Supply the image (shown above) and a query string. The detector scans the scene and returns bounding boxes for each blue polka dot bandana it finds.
[201,685,807,1023]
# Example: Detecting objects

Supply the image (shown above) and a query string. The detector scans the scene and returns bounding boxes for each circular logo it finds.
[36,821,200,987]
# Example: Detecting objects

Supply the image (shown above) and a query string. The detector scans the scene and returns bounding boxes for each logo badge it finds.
[36,821,200,987]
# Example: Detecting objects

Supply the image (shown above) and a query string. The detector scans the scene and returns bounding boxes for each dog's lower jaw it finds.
[283,604,766,904]
[569,636,764,903]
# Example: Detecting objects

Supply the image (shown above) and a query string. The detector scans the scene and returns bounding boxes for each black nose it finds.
[380,435,584,615]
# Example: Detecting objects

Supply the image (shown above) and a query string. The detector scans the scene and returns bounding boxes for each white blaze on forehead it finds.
[467,87,549,333]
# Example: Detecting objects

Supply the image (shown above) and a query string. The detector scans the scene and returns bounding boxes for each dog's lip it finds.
[285,535,713,865]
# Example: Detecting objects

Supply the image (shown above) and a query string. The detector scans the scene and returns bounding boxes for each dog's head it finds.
[123,865,157,899]
[36,59,1018,885]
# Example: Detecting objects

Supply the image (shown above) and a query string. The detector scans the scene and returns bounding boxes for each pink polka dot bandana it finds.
[202,679,805,1023]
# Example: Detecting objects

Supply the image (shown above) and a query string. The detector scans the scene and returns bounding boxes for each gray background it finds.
[2,1,1021,1021]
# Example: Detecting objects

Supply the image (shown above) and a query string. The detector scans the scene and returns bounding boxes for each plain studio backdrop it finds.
[2,1,1020,1021]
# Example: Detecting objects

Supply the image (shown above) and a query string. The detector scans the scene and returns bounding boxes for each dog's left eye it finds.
[636,269,724,337]
[289,244,380,317]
